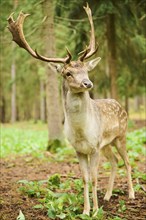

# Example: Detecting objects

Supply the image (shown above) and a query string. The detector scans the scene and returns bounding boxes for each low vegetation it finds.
[1,122,146,219]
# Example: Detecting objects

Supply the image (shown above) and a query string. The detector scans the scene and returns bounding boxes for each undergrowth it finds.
[18,174,106,220]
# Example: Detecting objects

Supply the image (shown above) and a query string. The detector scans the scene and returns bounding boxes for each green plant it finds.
[127,128,146,154]
[132,169,146,181]
[108,217,125,220]
[112,189,125,196]
[48,173,61,189]
[94,207,105,220]
[128,120,135,129]
[18,174,106,219]
[18,179,47,198]
[118,200,126,212]
[134,183,142,192]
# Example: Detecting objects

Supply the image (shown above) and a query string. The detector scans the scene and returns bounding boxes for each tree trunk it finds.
[11,43,16,123]
[40,79,46,122]
[0,96,6,123]
[42,0,63,148]
[11,0,18,123]
[134,96,142,112]
[106,13,118,100]
[33,100,40,123]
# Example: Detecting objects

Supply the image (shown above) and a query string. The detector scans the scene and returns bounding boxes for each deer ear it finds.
[86,57,101,71]
[48,63,63,73]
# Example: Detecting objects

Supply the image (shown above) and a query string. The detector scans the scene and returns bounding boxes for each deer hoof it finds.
[83,210,90,215]
[129,191,135,199]
[104,193,111,201]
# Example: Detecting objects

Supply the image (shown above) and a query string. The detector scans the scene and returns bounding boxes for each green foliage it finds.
[1,123,75,160]
[18,174,105,219]
[134,183,145,192]
[18,179,47,198]
[77,207,104,220]
[48,173,61,189]
[97,1,117,15]
[47,139,66,153]
[127,128,146,164]
[94,207,105,220]
[18,173,130,219]
[1,123,48,157]
[108,217,125,220]
[132,169,146,182]
[118,200,127,213]
[128,120,135,129]
[1,0,45,122]
[112,189,125,196]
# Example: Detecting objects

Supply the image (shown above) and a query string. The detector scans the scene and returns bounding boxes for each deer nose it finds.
[81,79,93,89]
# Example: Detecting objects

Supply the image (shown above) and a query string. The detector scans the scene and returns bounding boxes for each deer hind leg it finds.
[115,138,135,199]
[90,151,100,216]
[102,145,118,201]
[77,152,90,215]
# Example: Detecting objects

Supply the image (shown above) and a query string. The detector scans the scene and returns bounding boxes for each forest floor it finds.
[0,120,146,220]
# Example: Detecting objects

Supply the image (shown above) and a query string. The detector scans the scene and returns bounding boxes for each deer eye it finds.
[66,72,72,77]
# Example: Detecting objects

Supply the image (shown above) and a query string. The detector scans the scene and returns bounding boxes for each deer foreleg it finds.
[90,151,100,216]
[77,152,90,215]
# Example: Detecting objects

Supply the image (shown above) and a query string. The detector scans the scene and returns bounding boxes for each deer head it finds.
[59,58,100,94]
[7,3,101,93]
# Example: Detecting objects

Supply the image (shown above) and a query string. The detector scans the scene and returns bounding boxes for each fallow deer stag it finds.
[7,3,135,216]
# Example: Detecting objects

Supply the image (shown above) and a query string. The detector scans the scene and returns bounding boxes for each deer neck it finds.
[65,91,91,115]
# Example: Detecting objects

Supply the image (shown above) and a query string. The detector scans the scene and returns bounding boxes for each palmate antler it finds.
[79,3,99,61]
[7,12,72,64]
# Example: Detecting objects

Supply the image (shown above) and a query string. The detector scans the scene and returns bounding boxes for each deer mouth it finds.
[80,79,93,89]
[69,82,93,93]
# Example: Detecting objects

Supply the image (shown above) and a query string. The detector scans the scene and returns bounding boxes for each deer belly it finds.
[99,124,120,148]
[73,140,97,154]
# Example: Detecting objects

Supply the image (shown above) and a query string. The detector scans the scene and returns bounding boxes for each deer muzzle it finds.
[81,79,93,89]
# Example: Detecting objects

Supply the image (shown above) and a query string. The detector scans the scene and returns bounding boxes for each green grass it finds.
[1,122,48,157]
[1,122,75,160]
[127,127,146,166]
[1,122,146,161]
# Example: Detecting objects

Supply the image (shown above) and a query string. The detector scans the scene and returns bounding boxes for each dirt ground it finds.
[0,120,146,220]
[0,153,146,220]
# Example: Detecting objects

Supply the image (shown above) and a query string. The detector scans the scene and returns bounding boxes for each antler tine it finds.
[65,47,72,64]
[7,12,71,64]
[78,46,89,62]
[79,3,98,61]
